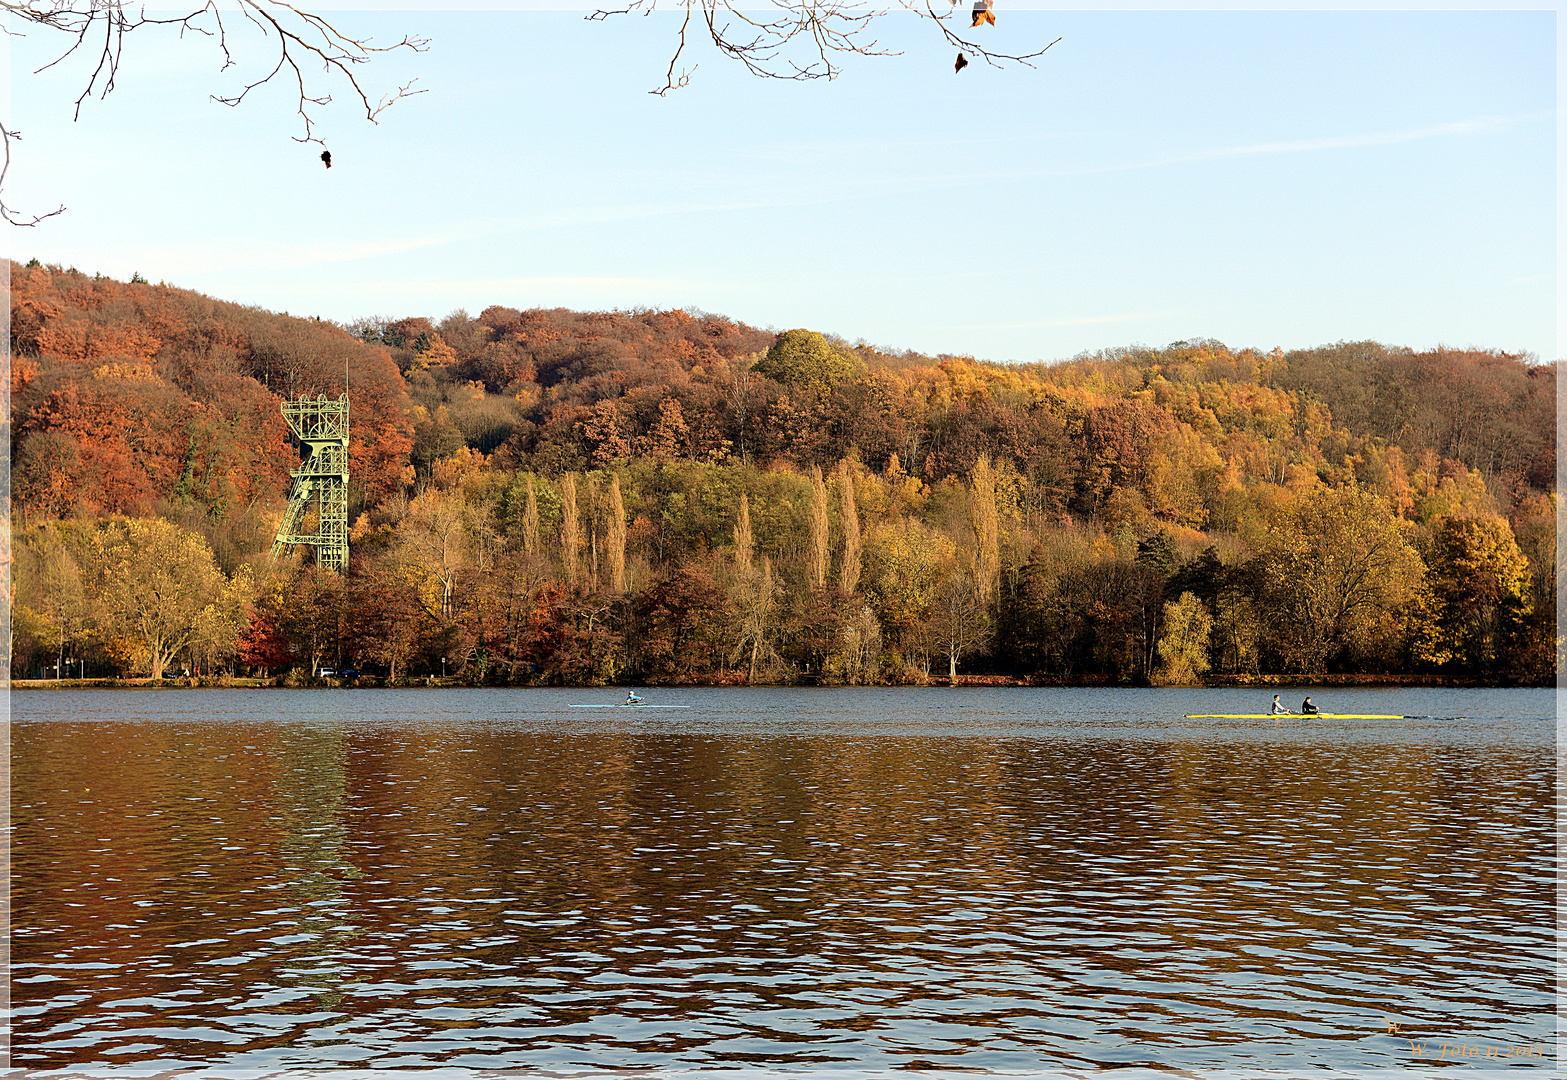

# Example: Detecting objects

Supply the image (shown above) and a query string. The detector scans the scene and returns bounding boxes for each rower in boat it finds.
[1271,694,1288,714]
[1301,696,1320,716]
[625,690,643,706]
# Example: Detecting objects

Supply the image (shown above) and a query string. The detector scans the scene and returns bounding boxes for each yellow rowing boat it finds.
[1184,713,1406,719]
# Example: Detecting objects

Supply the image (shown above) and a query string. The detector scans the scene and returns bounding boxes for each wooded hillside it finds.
[10,261,1558,685]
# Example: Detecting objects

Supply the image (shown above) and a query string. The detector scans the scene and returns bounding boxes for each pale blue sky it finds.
[6,5,1557,362]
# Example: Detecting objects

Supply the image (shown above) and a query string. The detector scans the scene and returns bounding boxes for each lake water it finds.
[10,686,1557,1075]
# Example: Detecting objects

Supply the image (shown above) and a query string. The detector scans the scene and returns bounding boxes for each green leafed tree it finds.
[753,330,865,400]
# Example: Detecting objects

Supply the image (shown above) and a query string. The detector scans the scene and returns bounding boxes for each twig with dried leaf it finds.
[925,1,1059,70]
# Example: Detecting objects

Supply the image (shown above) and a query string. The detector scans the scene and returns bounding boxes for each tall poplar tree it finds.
[523,476,540,558]
[586,475,601,583]
[608,474,628,592]
[808,466,830,591]
[560,473,581,584]
[838,462,862,594]
[970,454,1000,605]
[734,493,754,576]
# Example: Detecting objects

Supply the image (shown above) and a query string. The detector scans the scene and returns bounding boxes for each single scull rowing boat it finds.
[570,703,692,708]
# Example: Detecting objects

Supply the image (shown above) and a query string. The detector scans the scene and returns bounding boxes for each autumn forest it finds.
[8,261,1558,686]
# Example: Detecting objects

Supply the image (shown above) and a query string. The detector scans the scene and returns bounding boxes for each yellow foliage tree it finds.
[400,488,471,619]
[969,454,1000,605]
[1153,591,1212,685]
[1258,486,1424,673]
[1413,515,1531,671]
[863,516,957,672]
[83,517,243,679]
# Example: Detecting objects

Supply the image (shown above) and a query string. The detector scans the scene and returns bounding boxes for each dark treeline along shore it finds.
[9,261,1557,687]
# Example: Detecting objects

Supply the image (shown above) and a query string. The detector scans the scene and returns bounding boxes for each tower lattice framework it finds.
[272,393,350,571]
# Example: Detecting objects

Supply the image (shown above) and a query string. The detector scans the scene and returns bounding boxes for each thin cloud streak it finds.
[489,113,1545,224]
[96,115,1529,275]
[923,113,1543,188]
[1037,115,1542,186]
[1150,115,1533,166]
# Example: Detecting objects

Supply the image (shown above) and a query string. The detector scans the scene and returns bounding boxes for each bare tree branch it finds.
[659,5,694,95]
[589,0,895,91]
[587,0,1057,93]
[7,1,427,136]
[2,0,427,223]
[204,1,428,142]
[1,126,65,226]
[588,1,698,95]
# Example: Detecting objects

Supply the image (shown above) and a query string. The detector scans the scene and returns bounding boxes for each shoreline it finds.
[7,674,1546,690]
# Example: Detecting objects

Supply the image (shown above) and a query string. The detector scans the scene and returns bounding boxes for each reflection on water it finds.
[275,723,363,1011]
[12,687,1556,1072]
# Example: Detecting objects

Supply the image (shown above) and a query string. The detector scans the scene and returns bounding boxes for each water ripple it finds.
[12,686,1555,1072]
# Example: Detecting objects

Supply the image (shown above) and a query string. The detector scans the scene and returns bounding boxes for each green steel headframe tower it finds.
[272,393,351,571]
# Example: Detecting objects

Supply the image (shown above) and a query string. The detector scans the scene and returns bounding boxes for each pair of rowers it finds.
[1272,694,1319,715]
